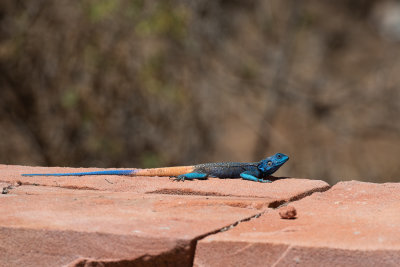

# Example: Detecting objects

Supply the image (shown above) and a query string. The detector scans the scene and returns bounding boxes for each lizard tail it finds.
[22,170,135,176]
[132,166,195,177]
[21,167,194,177]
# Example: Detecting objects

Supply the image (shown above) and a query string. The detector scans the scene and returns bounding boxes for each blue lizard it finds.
[22,153,289,183]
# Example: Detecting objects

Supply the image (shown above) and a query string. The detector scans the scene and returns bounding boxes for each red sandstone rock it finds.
[195,181,400,266]
[0,164,329,266]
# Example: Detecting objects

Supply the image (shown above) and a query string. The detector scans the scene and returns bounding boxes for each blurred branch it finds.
[252,0,301,159]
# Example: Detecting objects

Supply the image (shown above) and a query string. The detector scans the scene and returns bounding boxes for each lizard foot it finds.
[170,175,186,182]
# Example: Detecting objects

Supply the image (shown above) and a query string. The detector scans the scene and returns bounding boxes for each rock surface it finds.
[0,164,329,266]
[195,181,400,267]
[2,165,400,266]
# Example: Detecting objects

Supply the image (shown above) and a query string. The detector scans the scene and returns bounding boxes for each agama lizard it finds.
[22,153,289,183]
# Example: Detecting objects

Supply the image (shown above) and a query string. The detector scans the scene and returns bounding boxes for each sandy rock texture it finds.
[3,165,399,266]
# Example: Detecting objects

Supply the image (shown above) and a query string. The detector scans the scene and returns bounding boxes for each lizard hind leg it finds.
[172,172,208,182]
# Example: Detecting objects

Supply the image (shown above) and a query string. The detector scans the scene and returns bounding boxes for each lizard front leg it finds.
[240,171,271,183]
[172,172,208,182]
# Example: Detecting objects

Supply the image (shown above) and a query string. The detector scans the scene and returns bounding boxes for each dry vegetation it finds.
[0,0,399,183]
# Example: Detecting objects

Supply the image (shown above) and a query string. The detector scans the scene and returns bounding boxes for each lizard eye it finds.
[277,154,281,159]
[267,161,272,166]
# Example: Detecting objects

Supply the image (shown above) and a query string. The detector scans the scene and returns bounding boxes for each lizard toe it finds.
[172,175,186,182]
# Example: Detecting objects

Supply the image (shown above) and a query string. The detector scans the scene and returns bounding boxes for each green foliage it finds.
[61,89,79,109]
[140,151,162,168]
[85,0,120,22]
[135,2,188,41]
[139,53,185,103]
[239,60,259,82]
[124,0,145,19]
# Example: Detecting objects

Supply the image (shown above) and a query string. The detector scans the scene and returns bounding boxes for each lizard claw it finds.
[171,175,186,182]
[259,179,272,183]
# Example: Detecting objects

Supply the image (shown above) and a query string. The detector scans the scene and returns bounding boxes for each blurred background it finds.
[0,0,399,184]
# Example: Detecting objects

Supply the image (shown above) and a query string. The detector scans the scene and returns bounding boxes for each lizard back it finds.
[193,162,259,178]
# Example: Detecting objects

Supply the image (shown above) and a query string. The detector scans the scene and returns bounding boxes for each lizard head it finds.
[258,153,289,175]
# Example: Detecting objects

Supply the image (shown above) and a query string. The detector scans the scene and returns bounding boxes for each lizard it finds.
[21,153,289,183]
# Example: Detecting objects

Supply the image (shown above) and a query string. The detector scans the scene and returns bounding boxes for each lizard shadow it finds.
[266,176,290,182]
[170,176,290,182]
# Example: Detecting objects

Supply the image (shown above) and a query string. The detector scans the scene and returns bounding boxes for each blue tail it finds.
[21,170,135,177]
